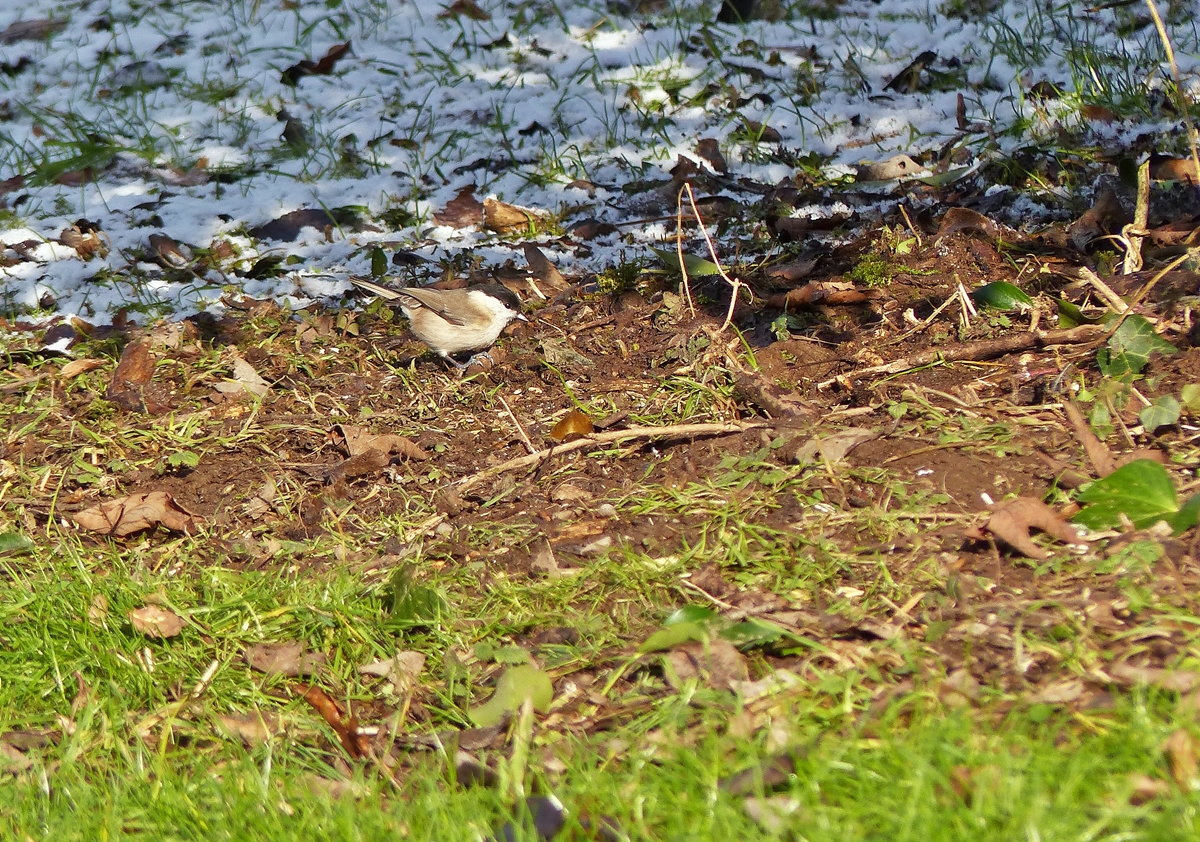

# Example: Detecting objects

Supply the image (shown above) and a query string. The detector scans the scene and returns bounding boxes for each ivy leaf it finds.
[1097,316,1177,377]
[1074,459,1196,534]
[1139,395,1181,432]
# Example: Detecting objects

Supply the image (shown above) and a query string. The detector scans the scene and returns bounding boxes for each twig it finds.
[454,421,770,496]
[1077,266,1128,313]
[495,393,535,454]
[1144,0,1200,191]
[675,188,696,317]
[817,324,1106,389]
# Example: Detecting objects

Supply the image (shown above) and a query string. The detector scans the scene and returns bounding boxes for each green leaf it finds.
[638,621,708,654]
[1139,395,1181,432]
[721,618,786,648]
[1055,298,1102,328]
[1181,384,1200,412]
[970,281,1033,311]
[1096,315,1177,377]
[468,664,554,727]
[664,605,720,626]
[650,246,721,277]
[1074,459,1185,532]
[0,532,33,555]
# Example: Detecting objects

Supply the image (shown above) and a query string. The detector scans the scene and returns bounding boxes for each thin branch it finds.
[454,421,771,496]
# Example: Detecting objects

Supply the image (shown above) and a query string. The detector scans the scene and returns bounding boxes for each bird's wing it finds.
[391,286,470,326]
[348,277,471,326]
[347,275,407,302]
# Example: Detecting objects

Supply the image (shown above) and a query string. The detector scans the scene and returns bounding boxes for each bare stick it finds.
[495,393,535,454]
[675,185,696,317]
[816,324,1106,389]
[1078,266,1128,313]
[454,421,770,496]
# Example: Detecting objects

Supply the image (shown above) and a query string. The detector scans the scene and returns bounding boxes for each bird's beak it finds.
[517,314,529,322]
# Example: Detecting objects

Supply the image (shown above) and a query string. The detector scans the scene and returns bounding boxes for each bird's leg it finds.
[439,352,472,373]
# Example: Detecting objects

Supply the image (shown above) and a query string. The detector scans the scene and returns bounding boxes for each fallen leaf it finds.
[337,424,427,460]
[128,605,184,639]
[282,41,352,84]
[1164,729,1199,790]
[248,207,362,242]
[246,641,327,677]
[523,244,569,291]
[483,196,544,235]
[0,19,65,43]
[438,0,490,20]
[72,491,198,536]
[743,796,801,833]
[1026,679,1083,705]
[549,409,594,443]
[216,711,282,746]
[358,651,425,690]
[106,340,162,412]
[434,185,483,228]
[984,498,1082,559]
[59,358,104,379]
[297,682,369,758]
[696,137,728,174]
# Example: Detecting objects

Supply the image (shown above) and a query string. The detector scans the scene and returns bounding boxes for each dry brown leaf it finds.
[1063,401,1115,477]
[245,641,327,677]
[1164,729,1199,790]
[87,594,109,627]
[483,196,545,234]
[522,244,569,291]
[696,137,728,174]
[337,424,427,460]
[438,0,490,19]
[281,41,352,84]
[59,358,104,379]
[358,651,425,690]
[296,682,369,758]
[0,19,66,43]
[73,491,198,536]
[549,409,594,443]
[128,605,184,639]
[434,185,484,228]
[1026,679,1083,705]
[984,498,1081,559]
[216,711,282,746]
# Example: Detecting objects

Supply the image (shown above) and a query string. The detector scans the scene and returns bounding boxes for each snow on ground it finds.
[0,0,1195,325]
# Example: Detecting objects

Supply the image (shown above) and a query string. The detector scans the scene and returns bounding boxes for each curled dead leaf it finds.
[59,358,105,380]
[72,491,199,537]
[483,196,545,235]
[246,641,327,677]
[549,409,594,443]
[128,605,184,639]
[434,185,483,228]
[984,498,1081,559]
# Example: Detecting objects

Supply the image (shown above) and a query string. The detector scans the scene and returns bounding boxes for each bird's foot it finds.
[443,351,495,375]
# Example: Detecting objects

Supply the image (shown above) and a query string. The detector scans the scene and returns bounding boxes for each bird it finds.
[348,276,526,372]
